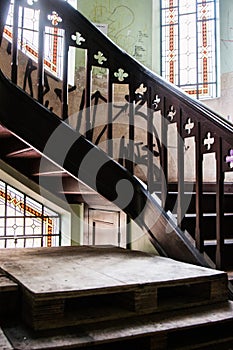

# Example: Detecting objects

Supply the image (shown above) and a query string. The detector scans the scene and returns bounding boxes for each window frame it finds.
[160,0,219,99]
[0,180,61,248]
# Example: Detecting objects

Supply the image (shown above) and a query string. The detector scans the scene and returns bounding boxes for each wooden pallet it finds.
[0,246,228,330]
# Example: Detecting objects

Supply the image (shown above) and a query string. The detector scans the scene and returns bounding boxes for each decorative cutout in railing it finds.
[167,105,176,121]
[71,32,85,46]
[94,51,107,65]
[152,95,160,110]
[114,68,129,82]
[47,11,62,26]
[203,132,215,151]
[226,149,233,169]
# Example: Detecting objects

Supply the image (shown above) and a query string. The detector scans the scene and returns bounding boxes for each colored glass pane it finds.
[161,0,218,99]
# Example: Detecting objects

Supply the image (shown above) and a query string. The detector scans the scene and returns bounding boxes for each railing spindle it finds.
[195,122,204,252]
[11,0,19,84]
[216,137,225,269]
[147,86,154,192]
[37,11,45,104]
[161,98,168,210]
[107,80,113,157]
[128,82,135,174]
[61,33,69,120]
[177,109,185,230]
[85,51,92,140]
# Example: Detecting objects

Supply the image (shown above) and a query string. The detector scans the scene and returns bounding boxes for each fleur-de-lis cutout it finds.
[167,105,176,121]
[203,132,215,150]
[184,117,194,135]
[27,0,38,5]
[135,83,147,95]
[48,11,62,26]
[71,32,85,46]
[226,149,233,168]
[94,51,107,65]
[114,68,128,82]
[152,94,160,110]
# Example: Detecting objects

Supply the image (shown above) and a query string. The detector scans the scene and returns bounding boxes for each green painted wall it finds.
[220,0,233,74]
[78,0,154,69]
[77,1,233,76]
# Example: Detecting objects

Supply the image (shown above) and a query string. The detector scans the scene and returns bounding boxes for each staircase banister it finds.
[9,0,232,146]
[2,0,232,143]
[0,68,211,267]
[42,0,233,144]
[148,72,233,140]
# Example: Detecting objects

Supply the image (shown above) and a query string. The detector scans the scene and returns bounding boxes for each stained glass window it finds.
[161,0,219,99]
[4,0,65,80]
[0,180,60,248]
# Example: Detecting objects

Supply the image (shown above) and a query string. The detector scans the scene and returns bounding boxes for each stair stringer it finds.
[0,69,210,268]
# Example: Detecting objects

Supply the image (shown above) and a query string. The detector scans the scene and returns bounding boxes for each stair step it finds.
[204,239,233,245]
[204,242,233,269]
[3,301,233,350]
[227,270,233,281]
[182,215,233,240]
[0,246,228,331]
[164,190,233,214]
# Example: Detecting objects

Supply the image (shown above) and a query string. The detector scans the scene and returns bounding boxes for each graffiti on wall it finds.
[82,1,151,68]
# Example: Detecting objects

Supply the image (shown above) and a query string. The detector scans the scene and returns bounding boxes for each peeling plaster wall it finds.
[78,0,154,70]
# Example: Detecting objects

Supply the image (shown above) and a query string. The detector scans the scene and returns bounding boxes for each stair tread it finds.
[3,301,233,350]
[204,239,233,246]
[227,271,233,280]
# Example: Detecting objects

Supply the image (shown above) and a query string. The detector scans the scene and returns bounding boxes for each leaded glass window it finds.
[4,0,65,80]
[0,180,61,248]
[161,0,219,99]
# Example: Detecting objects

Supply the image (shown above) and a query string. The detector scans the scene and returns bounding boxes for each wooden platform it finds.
[0,246,228,331]
[0,246,233,349]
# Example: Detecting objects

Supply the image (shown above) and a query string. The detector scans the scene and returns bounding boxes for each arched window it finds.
[0,180,61,248]
[161,0,219,99]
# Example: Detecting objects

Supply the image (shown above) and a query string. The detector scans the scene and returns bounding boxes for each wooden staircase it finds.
[0,0,232,286]
[0,246,233,349]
